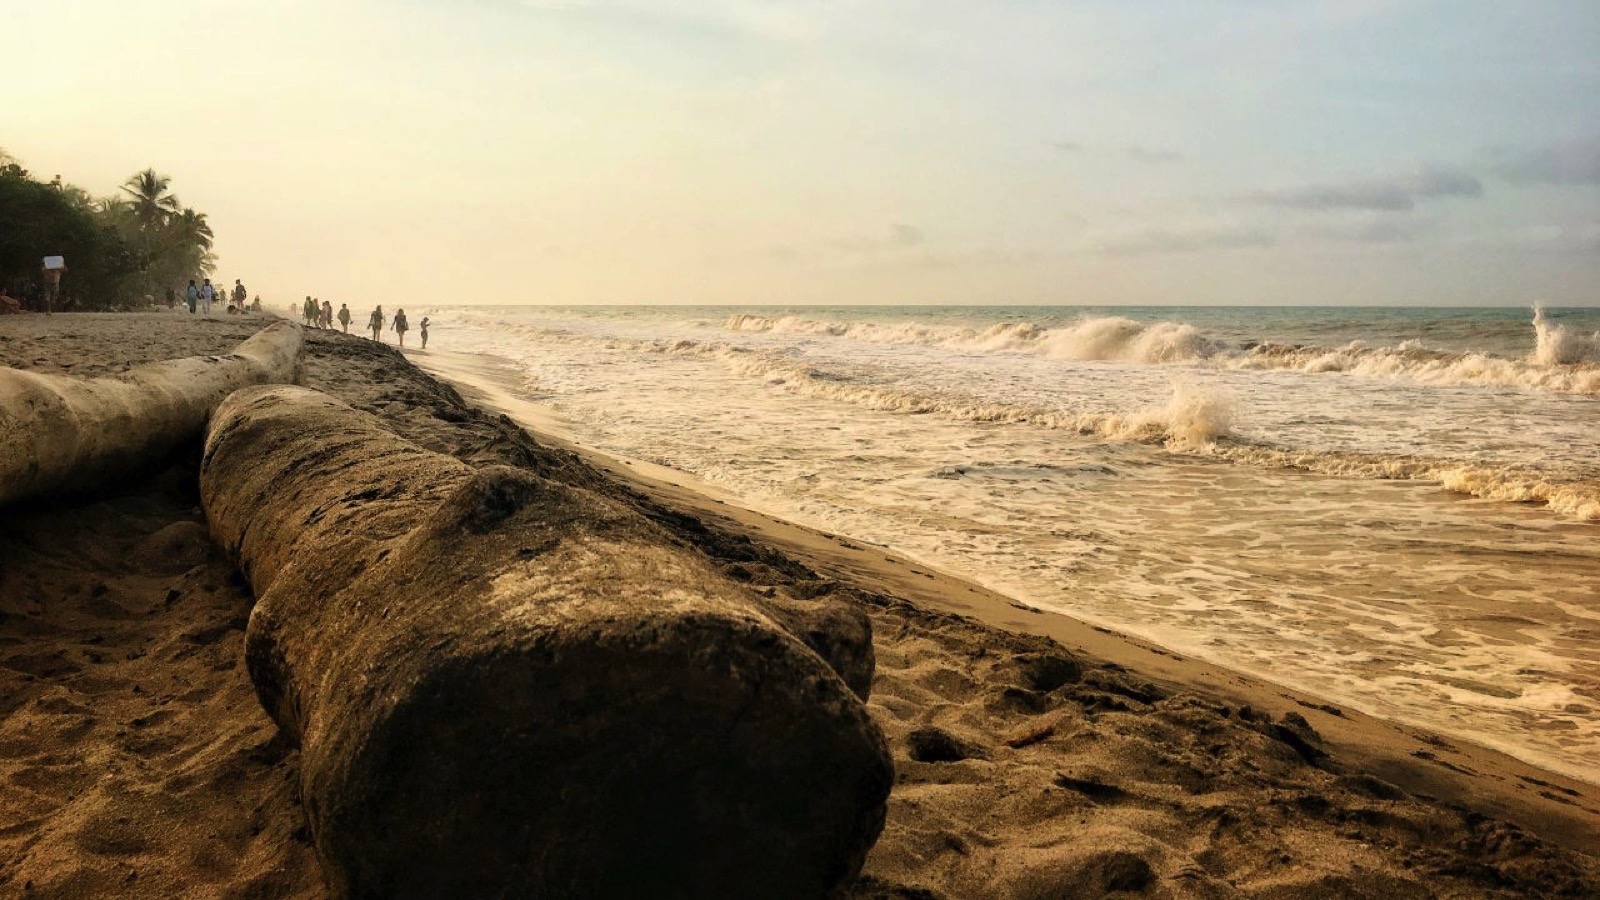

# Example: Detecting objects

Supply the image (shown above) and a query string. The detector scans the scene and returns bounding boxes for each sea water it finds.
[426,304,1600,782]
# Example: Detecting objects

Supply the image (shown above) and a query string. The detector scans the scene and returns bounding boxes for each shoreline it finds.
[411,344,1600,853]
[3,313,1597,897]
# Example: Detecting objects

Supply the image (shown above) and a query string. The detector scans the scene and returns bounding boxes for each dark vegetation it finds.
[0,148,216,310]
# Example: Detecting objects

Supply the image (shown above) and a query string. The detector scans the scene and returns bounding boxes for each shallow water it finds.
[426,304,1600,781]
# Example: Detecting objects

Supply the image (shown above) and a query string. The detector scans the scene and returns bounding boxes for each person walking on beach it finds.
[419,316,430,349]
[320,300,333,329]
[186,279,199,314]
[303,296,317,326]
[368,305,384,342]
[337,303,351,333]
[233,279,247,310]
[392,308,409,348]
[40,262,63,316]
[199,278,215,317]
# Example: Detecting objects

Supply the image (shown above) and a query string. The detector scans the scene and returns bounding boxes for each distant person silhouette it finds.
[368,305,384,341]
[233,279,247,309]
[186,279,199,314]
[393,308,409,348]
[199,278,214,317]
[337,303,351,333]
[419,316,430,349]
[303,296,317,326]
[321,300,333,329]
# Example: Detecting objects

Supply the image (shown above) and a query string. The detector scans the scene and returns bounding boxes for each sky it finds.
[3,0,1598,307]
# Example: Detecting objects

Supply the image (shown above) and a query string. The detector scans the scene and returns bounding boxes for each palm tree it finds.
[121,168,179,229]
[170,207,214,251]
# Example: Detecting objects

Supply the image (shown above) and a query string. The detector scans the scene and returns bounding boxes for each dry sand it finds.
[2,312,1597,898]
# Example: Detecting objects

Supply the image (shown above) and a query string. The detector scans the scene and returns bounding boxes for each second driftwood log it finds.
[200,385,892,899]
[0,321,302,507]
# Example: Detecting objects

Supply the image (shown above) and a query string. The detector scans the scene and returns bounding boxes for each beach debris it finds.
[199,385,893,899]
[0,321,301,508]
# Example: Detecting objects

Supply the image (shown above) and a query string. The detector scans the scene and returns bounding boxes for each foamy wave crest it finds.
[1223,308,1600,395]
[728,310,1600,396]
[507,320,1236,448]
[1533,306,1600,366]
[1144,382,1236,447]
[1235,339,1600,395]
[725,313,1224,364]
[448,314,1600,521]
[699,342,1232,447]
[1210,443,1600,521]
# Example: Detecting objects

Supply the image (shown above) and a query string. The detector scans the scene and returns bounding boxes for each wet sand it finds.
[2,313,1597,898]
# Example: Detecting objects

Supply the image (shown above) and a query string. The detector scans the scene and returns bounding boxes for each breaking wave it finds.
[726,310,1600,396]
[483,319,1235,448]
[472,318,1599,520]
[726,313,1223,364]
[1532,305,1600,366]
[693,340,1234,449]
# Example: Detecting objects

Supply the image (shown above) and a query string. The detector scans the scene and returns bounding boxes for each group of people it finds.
[174,278,258,317]
[159,279,431,351]
[299,296,428,349]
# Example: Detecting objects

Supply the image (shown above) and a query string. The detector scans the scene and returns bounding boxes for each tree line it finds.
[1,148,215,310]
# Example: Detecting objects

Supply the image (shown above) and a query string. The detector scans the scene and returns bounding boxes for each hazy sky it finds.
[5,0,1598,306]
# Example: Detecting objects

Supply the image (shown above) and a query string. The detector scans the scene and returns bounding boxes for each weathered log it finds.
[0,321,302,507]
[200,385,892,899]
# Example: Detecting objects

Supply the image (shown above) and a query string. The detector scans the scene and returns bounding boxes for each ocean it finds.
[426,304,1600,782]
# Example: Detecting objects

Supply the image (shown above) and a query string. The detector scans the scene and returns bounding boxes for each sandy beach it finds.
[3,313,1598,898]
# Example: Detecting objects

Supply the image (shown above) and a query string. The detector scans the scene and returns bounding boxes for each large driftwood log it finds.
[200,385,892,899]
[0,321,302,507]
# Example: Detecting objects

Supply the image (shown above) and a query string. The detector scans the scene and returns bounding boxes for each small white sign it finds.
[42,256,65,270]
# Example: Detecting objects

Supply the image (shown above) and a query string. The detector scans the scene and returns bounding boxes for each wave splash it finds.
[726,313,1223,364]
[704,340,1235,448]
[466,316,1600,521]
[727,310,1600,396]
[1533,305,1600,366]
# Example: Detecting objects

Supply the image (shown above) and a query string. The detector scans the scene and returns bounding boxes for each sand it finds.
[2,312,1597,898]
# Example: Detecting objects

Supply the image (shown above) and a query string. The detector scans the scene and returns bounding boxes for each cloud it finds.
[1251,164,1482,211]
[1093,224,1275,255]
[1300,219,1423,244]
[1124,145,1182,163]
[1491,137,1600,186]
[1478,222,1600,254]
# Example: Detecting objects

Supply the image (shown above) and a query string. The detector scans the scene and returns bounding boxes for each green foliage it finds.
[0,149,218,310]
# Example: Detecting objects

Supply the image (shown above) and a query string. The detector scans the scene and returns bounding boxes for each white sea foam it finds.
[1533,305,1600,366]
[1234,339,1600,395]
[506,324,1238,449]
[1211,443,1600,521]
[462,314,1600,521]
[727,310,1600,396]
[425,304,1600,784]
[727,313,1223,364]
